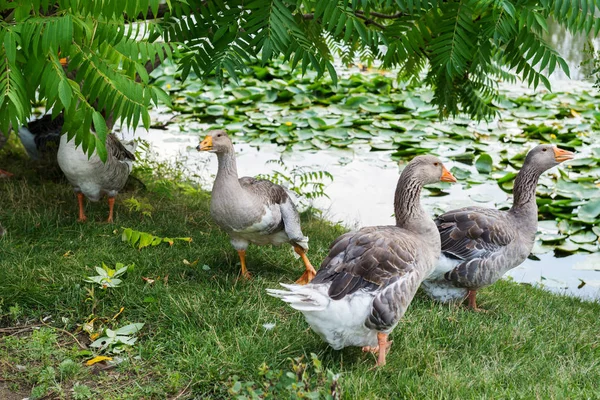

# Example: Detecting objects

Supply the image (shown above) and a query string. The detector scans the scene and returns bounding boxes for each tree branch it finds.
[354,10,405,19]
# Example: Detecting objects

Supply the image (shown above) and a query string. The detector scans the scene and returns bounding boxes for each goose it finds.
[421,144,574,310]
[17,114,62,161]
[57,132,136,222]
[197,130,316,284]
[267,155,457,366]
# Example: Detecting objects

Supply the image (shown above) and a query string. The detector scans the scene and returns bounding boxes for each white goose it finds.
[58,133,136,222]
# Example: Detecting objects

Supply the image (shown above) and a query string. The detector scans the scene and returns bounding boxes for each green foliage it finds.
[123,196,154,218]
[162,0,596,120]
[121,227,192,249]
[84,262,130,289]
[0,0,172,160]
[2,0,599,156]
[228,354,340,399]
[89,322,145,354]
[257,158,334,209]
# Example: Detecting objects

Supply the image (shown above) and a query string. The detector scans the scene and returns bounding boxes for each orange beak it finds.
[553,146,574,163]
[440,166,457,183]
[196,135,213,151]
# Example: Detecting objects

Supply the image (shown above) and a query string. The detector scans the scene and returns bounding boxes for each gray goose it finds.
[57,132,136,222]
[421,144,574,310]
[267,155,457,367]
[197,130,316,284]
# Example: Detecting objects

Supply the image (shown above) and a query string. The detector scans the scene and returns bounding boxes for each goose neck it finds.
[510,163,542,214]
[215,150,240,187]
[393,175,425,227]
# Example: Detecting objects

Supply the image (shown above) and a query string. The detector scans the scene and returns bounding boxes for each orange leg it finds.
[107,197,115,223]
[293,245,317,285]
[362,333,393,367]
[467,290,485,312]
[237,249,251,279]
[0,169,13,178]
[77,192,87,222]
[376,332,392,367]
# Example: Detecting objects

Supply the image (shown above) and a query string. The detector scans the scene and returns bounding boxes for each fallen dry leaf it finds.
[86,356,113,366]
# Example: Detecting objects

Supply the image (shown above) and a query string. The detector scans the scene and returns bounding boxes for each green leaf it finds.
[58,80,72,109]
[475,153,493,174]
[578,199,600,221]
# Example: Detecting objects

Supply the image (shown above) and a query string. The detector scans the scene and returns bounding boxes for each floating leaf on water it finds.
[577,198,600,221]
[538,233,567,242]
[469,192,494,203]
[531,241,553,255]
[537,220,559,233]
[369,141,397,151]
[206,105,226,116]
[555,239,579,253]
[496,171,518,184]
[359,103,395,113]
[569,231,598,244]
[475,153,493,174]
[344,96,370,108]
[307,117,327,130]
[557,220,584,235]
[450,166,471,180]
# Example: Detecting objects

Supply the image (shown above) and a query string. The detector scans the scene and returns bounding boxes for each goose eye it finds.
[433,162,439,166]
[542,148,547,151]
[217,134,222,137]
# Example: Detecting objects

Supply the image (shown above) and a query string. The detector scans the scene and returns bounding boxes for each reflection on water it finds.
[544,18,600,81]
[122,122,600,302]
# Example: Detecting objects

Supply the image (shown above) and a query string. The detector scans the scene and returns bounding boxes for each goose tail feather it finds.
[266,283,329,312]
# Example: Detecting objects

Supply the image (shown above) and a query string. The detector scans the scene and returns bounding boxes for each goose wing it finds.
[436,207,516,287]
[239,177,307,245]
[107,134,135,162]
[312,226,423,331]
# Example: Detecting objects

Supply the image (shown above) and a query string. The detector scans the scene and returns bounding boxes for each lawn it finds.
[1,146,599,399]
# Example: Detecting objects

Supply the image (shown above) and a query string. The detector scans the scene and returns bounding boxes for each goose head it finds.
[524,144,574,172]
[403,154,457,185]
[197,130,232,153]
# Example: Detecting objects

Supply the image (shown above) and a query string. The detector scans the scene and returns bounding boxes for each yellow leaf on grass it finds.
[86,356,113,366]
[90,332,100,340]
[112,307,125,320]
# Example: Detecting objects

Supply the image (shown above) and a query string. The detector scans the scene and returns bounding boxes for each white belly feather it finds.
[229,205,290,248]
[421,254,468,303]
[267,283,378,350]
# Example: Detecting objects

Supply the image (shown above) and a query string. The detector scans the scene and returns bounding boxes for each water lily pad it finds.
[538,233,567,242]
[577,198,600,221]
[475,153,493,174]
[359,103,395,113]
[496,172,518,184]
[469,193,494,203]
[555,239,579,253]
[569,231,598,243]
[206,105,227,116]
[450,166,471,180]
[538,220,559,233]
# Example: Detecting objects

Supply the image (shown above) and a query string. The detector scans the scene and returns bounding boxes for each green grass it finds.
[1,148,600,399]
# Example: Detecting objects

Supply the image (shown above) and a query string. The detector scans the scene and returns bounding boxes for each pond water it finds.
[118,25,600,302]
